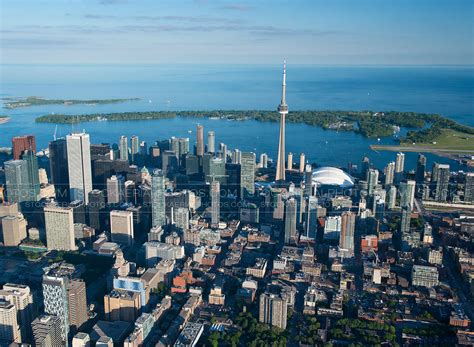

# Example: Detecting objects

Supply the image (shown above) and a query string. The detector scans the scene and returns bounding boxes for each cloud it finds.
[218,4,254,11]
[1,37,79,48]
[98,0,127,5]
[82,14,242,24]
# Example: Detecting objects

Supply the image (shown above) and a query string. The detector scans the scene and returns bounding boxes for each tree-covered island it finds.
[2,96,140,109]
[35,110,474,143]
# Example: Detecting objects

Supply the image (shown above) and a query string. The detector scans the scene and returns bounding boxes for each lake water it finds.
[1,64,473,171]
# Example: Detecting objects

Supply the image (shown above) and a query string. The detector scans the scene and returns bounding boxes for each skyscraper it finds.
[259,153,268,168]
[196,125,204,156]
[284,197,297,244]
[207,131,215,153]
[465,172,474,203]
[384,161,395,186]
[299,153,305,173]
[275,61,288,182]
[400,205,411,236]
[340,211,355,256]
[67,280,88,332]
[367,168,379,196]
[395,152,405,183]
[4,160,29,204]
[87,189,106,232]
[219,143,227,160]
[32,315,63,347]
[151,169,166,227]
[72,333,91,347]
[387,185,397,209]
[359,156,369,176]
[173,207,189,231]
[44,204,76,251]
[432,163,450,202]
[304,196,318,240]
[49,138,70,202]
[415,154,427,198]
[0,299,21,343]
[42,272,70,344]
[12,135,36,160]
[1,214,27,247]
[67,133,92,204]
[130,135,139,164]
[119,136,129,161]
[0,284,34,343]
[415,154,426,184]
[240,152,256,197]
[304,164,313,197]
[259,292,288,330]
[106,175,124,204]
[287,152,293,171]
[232,149,241,164]
[110,210,134,245]
[211,180,220,225]
[400,180,416,210]
[22,150,41,201]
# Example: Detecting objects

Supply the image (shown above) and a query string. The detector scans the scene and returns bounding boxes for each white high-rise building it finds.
[0,300,21,343]
[395,152,405,183]
[400,180,416,210]
[72,332,90,347]
[119,136,129,161]
[207,131,215,153]
[45,204,76,251]
[110,210,134,245]
[384,161,395,186]
[42,274,69,344]
[66,133,92,204]
[0,284,34,342]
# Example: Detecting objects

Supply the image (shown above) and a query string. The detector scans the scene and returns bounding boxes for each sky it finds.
[1,0,473,65]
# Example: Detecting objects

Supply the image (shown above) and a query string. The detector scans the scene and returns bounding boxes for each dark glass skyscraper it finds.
[432,163,450,202]
[4,160,29,204]
[151,169,166,227]
[22,150,41,202]
[49,139,70,202]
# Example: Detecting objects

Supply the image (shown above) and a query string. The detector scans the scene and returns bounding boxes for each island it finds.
[36,109,471,135]
[2,96,141,109]
[372,118,474,153]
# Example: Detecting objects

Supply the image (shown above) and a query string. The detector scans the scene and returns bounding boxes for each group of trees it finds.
[402,116,474,144]
[206,312,286,347]
[35,108,473,141]
[329,318,397,345]
[294,315,322,345]
[5,96,139,109]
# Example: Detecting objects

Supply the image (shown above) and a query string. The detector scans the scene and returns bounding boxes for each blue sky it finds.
[1,0,473,65]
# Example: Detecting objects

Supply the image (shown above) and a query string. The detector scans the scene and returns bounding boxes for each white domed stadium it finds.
[312,167,354,188]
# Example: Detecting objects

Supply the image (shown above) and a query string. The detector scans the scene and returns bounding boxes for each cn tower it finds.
[275,60,288,181]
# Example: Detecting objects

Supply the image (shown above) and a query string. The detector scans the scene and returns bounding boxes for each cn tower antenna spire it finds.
[281,58,287,106]
[276,59,288,182]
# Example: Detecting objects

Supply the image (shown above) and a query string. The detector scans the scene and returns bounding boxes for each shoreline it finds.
[2,96,140,109]
[370,144,474,153]
[370,144,474,164]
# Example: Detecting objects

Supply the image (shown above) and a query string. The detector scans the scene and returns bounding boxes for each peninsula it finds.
[2,96,140,109]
